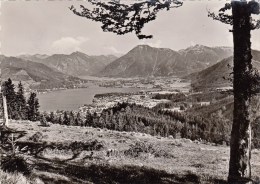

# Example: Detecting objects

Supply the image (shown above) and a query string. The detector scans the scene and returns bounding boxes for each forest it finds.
[44,100,260,148]
[1,78,40,121]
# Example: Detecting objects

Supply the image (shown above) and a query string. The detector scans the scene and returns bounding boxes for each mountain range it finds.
[19,52,117,77]
[99,44,233,77]
[186,50,260,91]
[5,44,260,91]
[0,56,84,90]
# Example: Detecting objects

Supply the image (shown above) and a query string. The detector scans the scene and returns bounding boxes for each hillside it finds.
[6,120,260,183]
[179,45,232,69]
[99,45,232,78]
[186,50,260,91]
[20,52,117,77]
[0,56,84,89]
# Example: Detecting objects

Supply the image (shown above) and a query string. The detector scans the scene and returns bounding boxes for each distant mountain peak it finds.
[130,45,152,51]
[183,44,209,51]
[70,51,86,55]
[33,54,49,59]
[100,44,233,78]
[136,44,151,48]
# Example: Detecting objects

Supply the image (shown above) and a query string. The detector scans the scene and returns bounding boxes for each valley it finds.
[0,44,234,92]
[2,44,260,184]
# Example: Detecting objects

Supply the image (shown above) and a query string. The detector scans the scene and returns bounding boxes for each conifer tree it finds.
[58,115,63,125]
[2,78,17,119]
[16,81,27,120]
[69,111,75,125]
[63,111,70,125]
[75,112,83,126]
[27,92,40,121]
[49,112,55,123]
[85,111,93,126]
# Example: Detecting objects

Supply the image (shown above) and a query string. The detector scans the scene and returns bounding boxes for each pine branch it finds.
[208,1,260,30]
[208,3,233,26]
[251,19,260,30]
[70,0,183,39]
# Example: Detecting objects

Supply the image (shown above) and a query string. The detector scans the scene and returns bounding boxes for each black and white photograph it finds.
[0,0,260,183]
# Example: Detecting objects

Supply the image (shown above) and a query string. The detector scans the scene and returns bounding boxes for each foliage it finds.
[16,81,27,120]
[1,155,32,176]
[46,102,233,145]
[27,92,40,121]
[29,132,44,142]
[2,78,17,119]
[1,79,41,121]
[124,142,173,158]
[39,114,50,127]
[124,142,155,157]
[0,169,40,184]
[70,0,183,39]
[208,2,260,30]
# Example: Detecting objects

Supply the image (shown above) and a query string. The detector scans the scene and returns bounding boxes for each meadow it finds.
[2,120,260,184]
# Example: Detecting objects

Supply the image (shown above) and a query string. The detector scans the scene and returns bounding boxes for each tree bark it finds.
[228,1,253,183]
[2,94,9,127]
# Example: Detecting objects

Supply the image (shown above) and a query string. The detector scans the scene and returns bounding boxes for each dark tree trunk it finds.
[228,1,253,183]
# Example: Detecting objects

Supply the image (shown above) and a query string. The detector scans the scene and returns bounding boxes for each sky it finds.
[0,0,259,56]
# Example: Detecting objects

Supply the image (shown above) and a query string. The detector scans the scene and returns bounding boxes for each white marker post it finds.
[0,69,9,127]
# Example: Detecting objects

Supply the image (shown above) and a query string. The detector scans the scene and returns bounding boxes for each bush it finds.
[29,132,44,142]
[124,142,174,158]
[124,142,155,157]
[69,140,105,151]
[1,155,32,176]
[40,115,50,127]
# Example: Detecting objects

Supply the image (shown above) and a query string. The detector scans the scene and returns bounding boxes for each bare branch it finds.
[70,0,183,39]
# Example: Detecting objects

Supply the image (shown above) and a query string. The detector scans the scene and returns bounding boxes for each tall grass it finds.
[0,169,44,184]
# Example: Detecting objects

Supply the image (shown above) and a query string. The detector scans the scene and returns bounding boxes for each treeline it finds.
[1,78,40,121]
[43,99,260,147]
[45,102,232,145]
[43,111,85,126]
[94,92,131,98]
[152,91,229,103]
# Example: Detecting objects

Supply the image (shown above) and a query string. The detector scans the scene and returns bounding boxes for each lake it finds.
[37,86,141,112]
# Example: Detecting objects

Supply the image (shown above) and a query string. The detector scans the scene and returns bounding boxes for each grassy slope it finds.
[0,169,44,184]
[8,121,260,184]
[185,50,260,91]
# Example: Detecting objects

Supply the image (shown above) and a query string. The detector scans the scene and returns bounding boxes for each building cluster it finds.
[98,77,190,92]
[79,92,170,114]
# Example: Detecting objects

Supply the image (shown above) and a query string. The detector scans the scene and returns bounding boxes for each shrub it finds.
[40,115,50,127]
[29,132,44,142]
[124,142,155,157]
[69,140,105,151]
[1,155,32,176]
[124,142,174,158]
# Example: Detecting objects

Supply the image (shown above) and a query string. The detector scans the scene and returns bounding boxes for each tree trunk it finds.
[228,1,253,183]
[2,94,9,127]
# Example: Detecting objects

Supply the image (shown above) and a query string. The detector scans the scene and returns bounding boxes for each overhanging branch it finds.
[70,0,183,39]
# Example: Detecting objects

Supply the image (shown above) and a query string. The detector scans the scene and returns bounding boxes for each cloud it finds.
[105,46,121,54]
[51,36,89,54]
[139,39,162,48]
